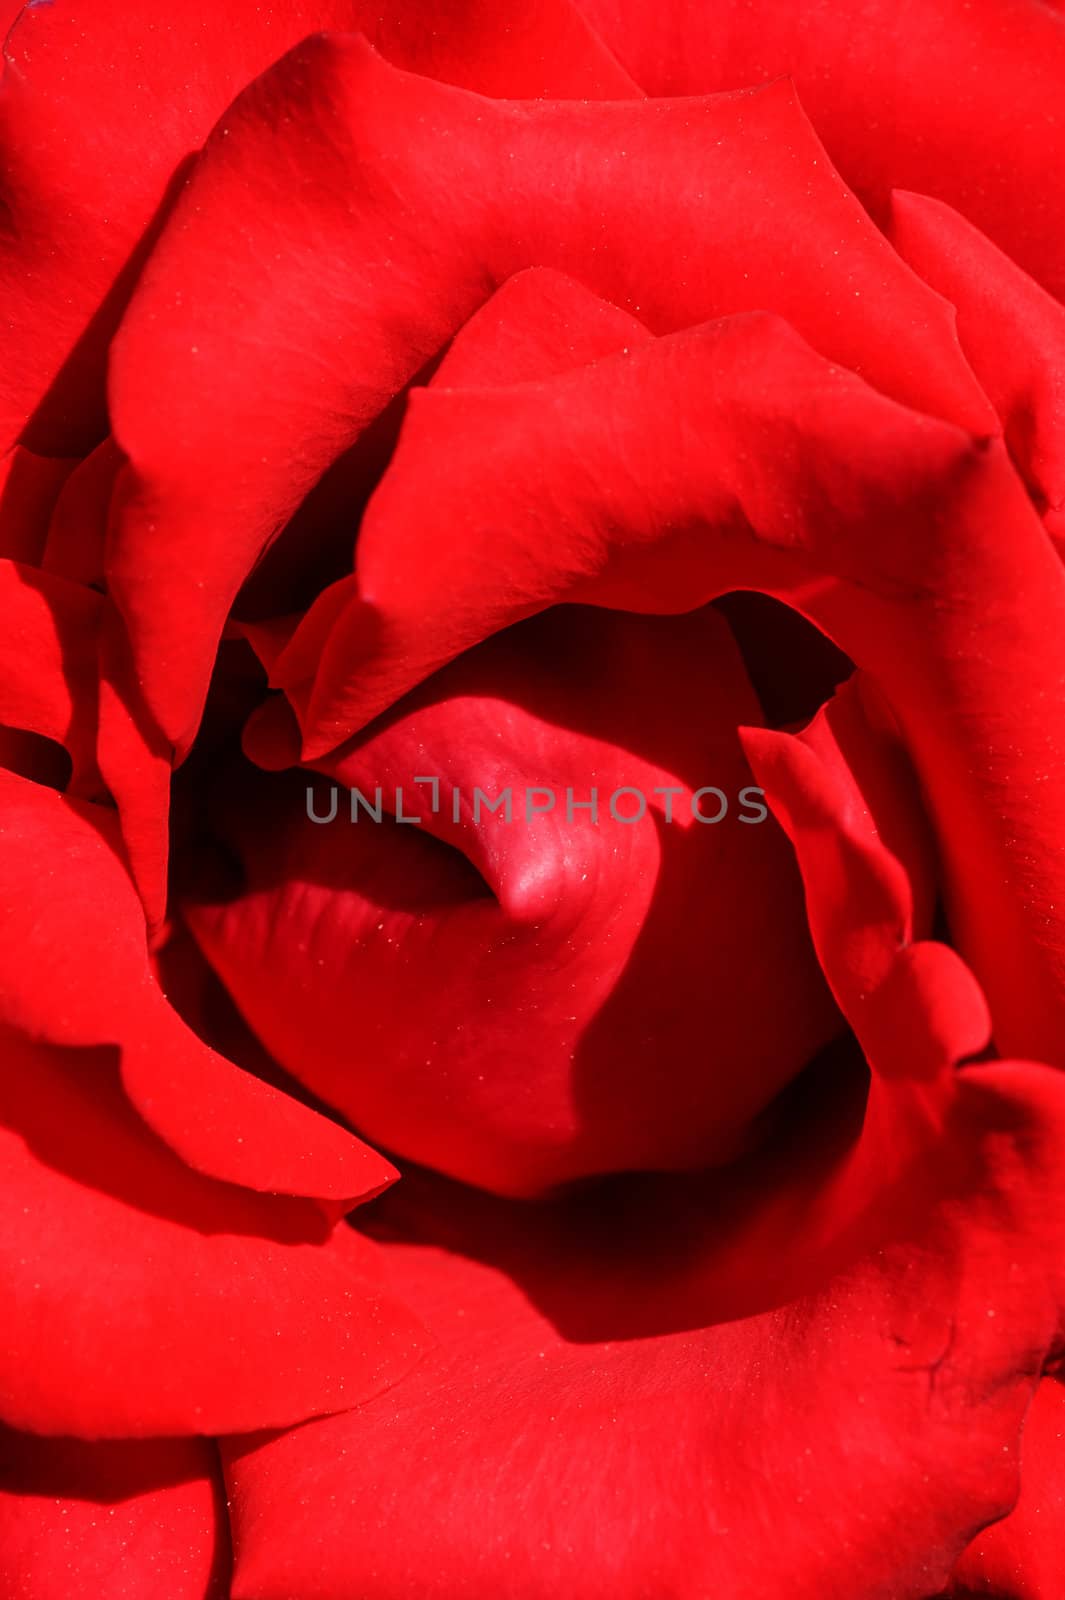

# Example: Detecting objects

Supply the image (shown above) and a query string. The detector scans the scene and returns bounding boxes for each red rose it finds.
[3,1,1065,1596]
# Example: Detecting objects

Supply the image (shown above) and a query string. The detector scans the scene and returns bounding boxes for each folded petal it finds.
[0,559,103,791]
[95,605,174,929]
[256,265,653,702]
[201,675,958,1317]
[189,603,842,1196]
[351,673,1031,1329]
[432,264,653,389]
[219,673,1065,1598]
[0,448,77,564]
[0,768,397,1207]
[888,190,1065,544]
[41,437,121,589]
[295,314,975,747]
[0,1025,425,1437]
[287,312,1065,1071]
[105,35,989,752]
[0,1431,228,1598]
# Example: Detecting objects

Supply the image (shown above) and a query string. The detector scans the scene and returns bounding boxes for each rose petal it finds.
[251,266,654,702]
[0,1431,229,1598]
[201,673,962,1308]
[888,190,1065,544]
[0,1023,426,1438]
[743,686,993,1095]
[295,312,975,748]
[947,1377,1065,1599]
[354,0,637,97]
[433,264,653,389]
[222,1051,1065,1600]
[0,768,398,1207]
[350,673,1013,1330]
[105,35,990,753]
[0,558,103,792]
[741,682,940,1029]
[189,603,842,1195]
[0,448,77,564]
[1,0,625,454]
[41,437,121,590]
[220,672,1065,1596]
[95,606,174,929]
[289,312,1065,1070]
[576,0,1065,297]
[221,274,842,1201]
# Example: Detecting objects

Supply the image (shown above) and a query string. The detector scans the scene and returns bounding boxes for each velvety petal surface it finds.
[0,1020,427,1437]
[248,265,653,695]
[0,1431,228,1598]
[0,768,398,1206]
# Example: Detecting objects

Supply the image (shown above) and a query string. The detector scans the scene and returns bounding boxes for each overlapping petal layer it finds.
[0,1023,426,1437]
[189,602,846,1195]
[104,35,990,753]
[0,449,76,564]
[0,559,102,792]
[1,0,627,452]
[0,768,398,1206]
[194,267,845,1194]
[246,265,653,692]
[888,190,1065,544]
[219,681,1065,1600]
[279,312,1065,1074]
[1,1,1062,1587]
[0,771,427,1439]
[223,1082,1065,1600]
